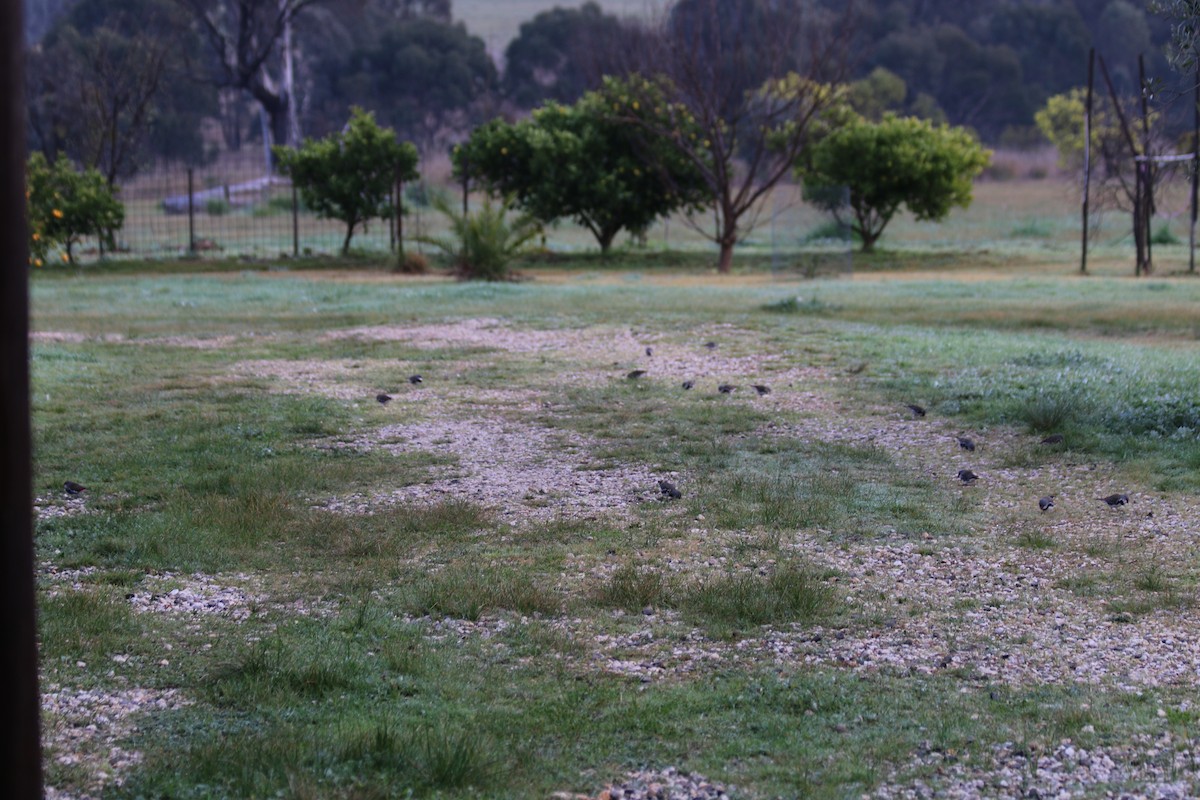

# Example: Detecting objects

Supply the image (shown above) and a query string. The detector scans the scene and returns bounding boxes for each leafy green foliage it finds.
[308,18,496,152]
[418,194,542,280]
[502,1,627,108]
[799,114,991,251]
[455,91,708,253]
[26,152,124,266]
[273,108,419,255]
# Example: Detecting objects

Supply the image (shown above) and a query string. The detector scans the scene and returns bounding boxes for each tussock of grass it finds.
[591,563,669,611]
[676,563,837,636]
[402,564,560,620]
[760,295,838,314]
[39,590,141,662]
[209,638,363,703]
[714,471,854,529]
[340,721,499,791]
[1014,527,1056,550]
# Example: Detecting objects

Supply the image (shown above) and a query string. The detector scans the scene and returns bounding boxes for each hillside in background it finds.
[22,0,1190,173]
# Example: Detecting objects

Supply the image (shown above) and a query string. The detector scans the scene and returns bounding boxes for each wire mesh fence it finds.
[113,159,411,260]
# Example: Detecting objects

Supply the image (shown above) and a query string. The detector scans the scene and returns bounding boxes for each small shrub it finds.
[417,195,541,281]
[1010,219,1053,238]
[205,197,231,216]
[394,250,429,274]
[1151,224,1181,246]
[26,152,124,265]
[1013,390,1088,433]
[800,219,857,244]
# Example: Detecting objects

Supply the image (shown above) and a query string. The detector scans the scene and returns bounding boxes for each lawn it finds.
[32,248,1200,798]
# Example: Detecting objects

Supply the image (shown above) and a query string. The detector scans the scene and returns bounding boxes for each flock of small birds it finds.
[909,404,1131,514]
[60,343,1133,528]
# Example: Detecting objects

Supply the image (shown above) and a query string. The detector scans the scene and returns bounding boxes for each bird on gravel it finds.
[376,393,392,405]
[704,341,718,350]
[658,480,682,499]
[956,436,976,452]
[1039,495,1056,512]
[64,481,87,495]
[718,384,736,394]
[409,374,423,384]
[906,403,927,418]
[957,469,979,484]
[1100,493,1129,507]
[627,369,646,380]
[645,346,653,357]
[752,384,771,396]
[681,380,694,390]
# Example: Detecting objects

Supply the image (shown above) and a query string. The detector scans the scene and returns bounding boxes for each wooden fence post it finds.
[1,0,44,794]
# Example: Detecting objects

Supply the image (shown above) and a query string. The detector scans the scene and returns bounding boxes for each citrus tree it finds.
[26,152,124,266]
[798,113,990,252]
[273,108,419,254]
[454,91,708,254]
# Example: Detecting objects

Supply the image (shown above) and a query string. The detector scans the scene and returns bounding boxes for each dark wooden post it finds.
[291,181,299,257]
[396,175,405,258]
[1082,48,1094,274]
[1098,55,1144,275]
[1191,64,1198,274]
[1,0,44,794]
[187,168,196,255]
[1139,54,1153,275]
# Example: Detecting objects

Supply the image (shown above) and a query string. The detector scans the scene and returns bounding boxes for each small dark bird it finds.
[752,384,771,396]
[376,393,392,405]
[681,380,694,390]
[658,480,682,499]
[409,374,423,384]
[1041,434,1065,445]
[627,369,646,380]
[645,347,653,357]
[956,436,975,452]
[957,469,979,484]
[704,341,718,350]
[906,404,927,418]
[1039,495,1056,512]
[1100,493,1129,507]
[718,384,736,394]
[64,481,87,495]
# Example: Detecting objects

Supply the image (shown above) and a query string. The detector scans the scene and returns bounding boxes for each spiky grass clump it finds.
[676,563,837,636]
[402,564,560,620]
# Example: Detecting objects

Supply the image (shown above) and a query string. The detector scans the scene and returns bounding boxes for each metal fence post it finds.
[396,175,404,258]
[186,168,195,255]
[292,181,299,257]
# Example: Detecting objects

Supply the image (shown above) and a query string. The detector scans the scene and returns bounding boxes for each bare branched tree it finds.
[608,0,857,271]
[175,0,318,151]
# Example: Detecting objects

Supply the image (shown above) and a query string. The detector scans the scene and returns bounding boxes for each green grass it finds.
[30,259,1200,798]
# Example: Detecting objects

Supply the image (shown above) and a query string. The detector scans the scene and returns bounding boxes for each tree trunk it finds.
[717,240,734,273]
[248,82,291,161]
[717,210,738,274]
[342,222,355,255]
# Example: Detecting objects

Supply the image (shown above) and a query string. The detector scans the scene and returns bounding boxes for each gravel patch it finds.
[128,572,268,622]
[551,767,734,800]
[42,685,192,800]
[872,732,1200,799]
[323,417,663,524]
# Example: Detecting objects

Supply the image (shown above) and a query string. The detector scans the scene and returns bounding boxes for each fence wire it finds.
[109,159,415,260]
